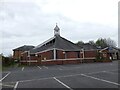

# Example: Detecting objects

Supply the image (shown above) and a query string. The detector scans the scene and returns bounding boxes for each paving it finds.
[1,60,120,90]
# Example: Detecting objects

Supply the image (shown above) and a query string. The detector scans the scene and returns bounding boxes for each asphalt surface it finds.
[1,60,120,90]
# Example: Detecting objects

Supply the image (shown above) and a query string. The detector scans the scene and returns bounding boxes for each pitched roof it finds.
[99,46,120,53]
[13,45,35,51]
[30,35,82,54]
[77,43,98,50]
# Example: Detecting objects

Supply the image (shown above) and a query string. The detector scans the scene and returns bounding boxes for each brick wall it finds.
[67,51,79,58]
[56,50,65,59]
[41,60,81,65]
[13,50,24,60]
[38,50,53,60]
[84,50,97,58]
[21,52,28,60]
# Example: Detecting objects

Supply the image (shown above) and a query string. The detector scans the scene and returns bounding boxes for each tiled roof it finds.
[77,43,98,50]
[30,35,82,54]
[13,45,35,51]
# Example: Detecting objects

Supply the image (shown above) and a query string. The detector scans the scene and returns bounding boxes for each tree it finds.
[88,40,95,45]
[2,54,14,66]
[95,38,108,48]
[76,41,84,46]
[95,38,116,48]
[106,38,116,47]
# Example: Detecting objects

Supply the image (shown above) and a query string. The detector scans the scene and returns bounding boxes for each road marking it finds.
[0,72,11,82]
[14,81,19,90]
[86,71,108,75]
[102,71,118,74]
[59,68,63,70]
[53,77,73,90]
[0,83,14,87]
[37,66,41,69]
[43,66,48,69]
[19,77,53,83]
[59,65,65,68]
[81,74,120,86]
[22,67,24,71]
[5,69,119,83]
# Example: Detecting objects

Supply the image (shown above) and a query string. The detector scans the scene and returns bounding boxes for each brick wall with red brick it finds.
[13,50,24,60]
[84,50,97,58]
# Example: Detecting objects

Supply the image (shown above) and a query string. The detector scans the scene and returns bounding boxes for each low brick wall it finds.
[41,60,63,65]
[41,60,82,65]
[20,59,82,65]
[20,62,28,65]
[83,59,94,63]
[20,59,112,65]
[63,60,81,64]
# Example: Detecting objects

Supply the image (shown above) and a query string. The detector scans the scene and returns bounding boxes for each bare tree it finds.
[106,38,117,47]
[88,40,95,45]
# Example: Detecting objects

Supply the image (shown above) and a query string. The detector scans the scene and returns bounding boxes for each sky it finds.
[0,0,119,56]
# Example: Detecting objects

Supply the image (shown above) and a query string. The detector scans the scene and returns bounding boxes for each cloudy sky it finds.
[0,0,119,56]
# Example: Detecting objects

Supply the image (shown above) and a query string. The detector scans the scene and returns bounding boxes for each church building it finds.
[20,24,98,65]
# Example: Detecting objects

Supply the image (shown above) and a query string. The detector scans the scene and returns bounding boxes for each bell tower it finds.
[54,23,60,36]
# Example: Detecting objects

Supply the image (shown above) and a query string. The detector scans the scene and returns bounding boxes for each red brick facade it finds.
[84,50,97,58]
[20,49,101,65]
[13,50,24,60]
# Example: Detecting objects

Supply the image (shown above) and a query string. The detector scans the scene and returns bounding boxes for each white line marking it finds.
[43,66,48,69]
[53,77,73,90]
[5,69,119,83]
[37,66,41,69]
[4,71,106,83]
[81,74,120,86]
[102,71,118,74]
[19,77,53,83]
[59,68,62,70]
[14,81,19,90]
[59,65,65,68]
[84,71,107,75]
[22,67,24,71]
[0,72,11,82]
[0,83,14,87]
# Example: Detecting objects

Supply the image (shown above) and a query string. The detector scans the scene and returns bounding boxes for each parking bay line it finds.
[14,81,19,90]
[43,66,48,69]
[0,83,14,87]
[0,72,11,82]
[37,66,41,69]
[81,74,120,86]
[8,71,109,83]
[22,67,24,71]
[59,68,63,70]
[7,70,118,83]
[53,77,73,90]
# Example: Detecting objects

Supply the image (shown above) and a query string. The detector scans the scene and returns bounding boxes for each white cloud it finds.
[35,0,118,27]
[0,0,118,56]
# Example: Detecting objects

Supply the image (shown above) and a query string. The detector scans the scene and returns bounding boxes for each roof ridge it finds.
[33,36,55,49]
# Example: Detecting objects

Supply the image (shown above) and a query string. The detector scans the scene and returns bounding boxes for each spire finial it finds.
[54,23,60,36]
